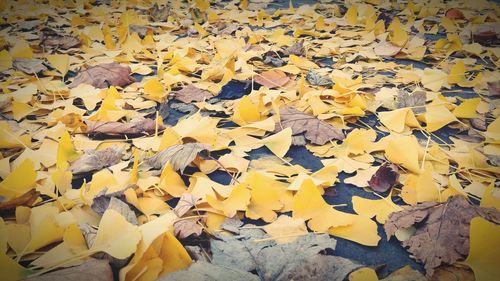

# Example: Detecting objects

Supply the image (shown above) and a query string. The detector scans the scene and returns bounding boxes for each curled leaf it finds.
[70,147,123,174]
[84,118,162,136]
[69,62,136,89]
[146,143,211,173]
[367,163,399,193]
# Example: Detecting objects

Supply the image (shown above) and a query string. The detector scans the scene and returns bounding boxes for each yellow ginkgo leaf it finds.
[345,4,358,25]
[349,267,378,281]
[352,194,403,224]
[0,122,31,149]
[328,212,380,246]
[91,209,142,259]
[46,54,70,77]
[207,184,251,217]
[10,40,32,59]
[453,98,480,119]
[0,159,36,199]
[27,205,65,253]
[258,127,292,158]
[144,77,167,102]
[421,68,447,92]
[463,217,500,281]
[385,135,421,174]
[480,183,500,211]
[159,163,187,197]
[289,54,319,69]
[388,18,408,47]
[262,215,307,244]
[0,252,32,281]
[12,101,35,121]
[344,129,377,155]
[485,117,499,141]
[0,49,12,71]
[57,131,79,170]
[379,108,420,133]
[401,165,440,205]
[424,100,458,132]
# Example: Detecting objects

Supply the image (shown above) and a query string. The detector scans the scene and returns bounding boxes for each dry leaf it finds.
[70,147,123,174]
[84,118,162,136]
[69,62,136,89]
[0,189,39,214]
[277,106,345,145]
[173,219,203,239]
[254,69,289,88]
[39,28,81,51]
[146,143,211,173]
[385,196,500,276]
[174,85,215,103]
[22,259,112,281]
[306,71,333,87]
[13,58,47,74]
[174,193,201,217]
[368,163,399,193]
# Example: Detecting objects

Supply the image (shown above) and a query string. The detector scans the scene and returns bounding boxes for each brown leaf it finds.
[69,62,136,89]
[283,40,305,56]
[254,70,290,89]
[385,195,500,276]
[381,265,426,281]
[174,85,215,103]
[174,219,203,239]
[146,143,211,173]
[39,28,80,51]
[396,91,426,114]
[487,81,500,96]
[430,265,475,281]
[22,259,113,281]
[174,193,201,217]
[277,106,345,145]
[472,23,500,45]
[149,3,170,22]
[13,58,47,74]
[84,118,163,136]
[368,163,399,193]
[70,147,123,174]
[445,9,465,20]
[0,189,39,214]
[305,71,333,87]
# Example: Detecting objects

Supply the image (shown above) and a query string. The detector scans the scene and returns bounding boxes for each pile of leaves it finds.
[0,0,499,280]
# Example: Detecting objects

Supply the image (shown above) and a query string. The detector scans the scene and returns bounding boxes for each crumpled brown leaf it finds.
[174,85,215,103]
[277,106,345,145]
[368,163,399,193]
[283,40,305,56]
[254,69,289,89]
[487,81,500,97]
[445,9,464,20]
[91,191,138,225]
[84,118,162,136]
[0,189,39,214]
[385,195,500,276]
[430,265,475,281]
[146,143,211,173]
[174,219,203,239]
[472,23,500,45]
[149,3,170,22]
[13,58,47,74]
[69,62,136,89]
[22,259,113,281]
[70,147,123,174]
[396,91,426,114]
[305,71,332,87]
[39,28,80,51]
[174,193,201,217]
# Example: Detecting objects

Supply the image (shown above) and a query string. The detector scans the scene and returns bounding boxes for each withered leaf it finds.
[39,28,80,51]
[368,163,399,193]
[277,106,345,145]
[262,51,285,67]
[70,147,123,174]
[0,189,39,214]
[472,23,500,45]
[305,70,333,87]
[149,3,170,22]
[174,193,201,217]
[396,91,426,114]
[69,62,136,89]
[22,259,113,281]
[159,261,260,281]
[92,195,138,225]
[174,219,203,239]
[254,69,289,89]
[385,195,500,276]
[430,265,475,281]
[487,81,500,96]
[84,118,162,136]
[283,40,305,56]
[174,85,215,103]
[146,143,211,173]
[445,9,465,20]
[380,265,426,281]
[13,58,47,74]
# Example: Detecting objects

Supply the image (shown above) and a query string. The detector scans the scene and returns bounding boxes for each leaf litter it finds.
[0,0,499,281]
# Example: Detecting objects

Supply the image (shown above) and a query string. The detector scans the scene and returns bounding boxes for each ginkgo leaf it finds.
[159,163,188,197]
[0,159,37,199]
[262,215,308,244]
[258,127,292,158]
[379,108,420,133]
[423,100,458,132]
[144,77,167,102]
[453,98,480,119]
[91,209,141,259]
[207,184,251,217]
[57,131,79,170]
[12,100,35,121]
[46,54,70,77]
[385,135,421,174]
[463,217,500,281]
[146,143,211,173]
[0,252,32,281]
[289,54,319,69]
[352,194,403,224]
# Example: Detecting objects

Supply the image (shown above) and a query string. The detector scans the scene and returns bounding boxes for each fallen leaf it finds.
[39,29,81,51]
[430,265,474,281]
[445,9,464,20]
[463,217,500,281]
[255,69,289,88]
[13,58,47,74]
[173,193,201,217]
[174,84,215,103]
[305,70,333,87]
[159,261,260,281]
[69,62,136,89]
[385,195,500,276]
[262,214,308,244]
[385,135,421,174]
[352,194,403,224]
[368,163,399,192]
[173,219,203,239]
[146,143,211,173]
[374,41,403,57]
[70,147,123,174]
[277,106,345,145]
[23,259,112,281]
[396,91,426,114]
[0,189,39,215]
[84,118,162,136]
